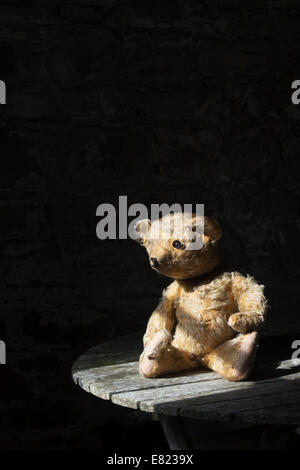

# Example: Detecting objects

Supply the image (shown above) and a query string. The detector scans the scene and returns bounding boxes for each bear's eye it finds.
[172,240,182,249]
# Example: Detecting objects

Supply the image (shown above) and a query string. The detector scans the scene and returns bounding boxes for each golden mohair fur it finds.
[136,213,267,381]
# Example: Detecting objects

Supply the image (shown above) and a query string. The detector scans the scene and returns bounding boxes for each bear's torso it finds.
[172,272,237,357]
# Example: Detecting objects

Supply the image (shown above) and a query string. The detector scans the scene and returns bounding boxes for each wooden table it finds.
[72,333,300,449]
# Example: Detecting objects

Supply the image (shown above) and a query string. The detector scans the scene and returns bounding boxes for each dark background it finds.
[1,0,300,449]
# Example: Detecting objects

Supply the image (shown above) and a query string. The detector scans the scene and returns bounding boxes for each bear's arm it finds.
[228,272,267,334]
[143,281,178,347]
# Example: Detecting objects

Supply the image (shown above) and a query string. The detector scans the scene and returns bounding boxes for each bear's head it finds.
[135,213,222,280]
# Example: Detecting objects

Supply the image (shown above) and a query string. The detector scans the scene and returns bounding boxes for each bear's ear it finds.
[203,216,222,244]
[134,218,151,246]
[184,215,222,250]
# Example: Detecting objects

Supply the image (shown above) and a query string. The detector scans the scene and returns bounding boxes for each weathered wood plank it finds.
[179,384,300,423]
[72,333,300,425]
[73,361,220,400]
[111,372,300,415]
[160,374,300,418]
[74,356,300,403]
[236,402,300,425]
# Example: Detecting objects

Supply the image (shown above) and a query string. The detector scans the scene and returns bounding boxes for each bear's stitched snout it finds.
[149,246,173,269]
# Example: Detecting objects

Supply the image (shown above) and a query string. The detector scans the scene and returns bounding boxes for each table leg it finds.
[159,414,189,450]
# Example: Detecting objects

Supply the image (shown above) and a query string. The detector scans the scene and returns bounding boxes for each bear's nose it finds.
[151,257,159,268]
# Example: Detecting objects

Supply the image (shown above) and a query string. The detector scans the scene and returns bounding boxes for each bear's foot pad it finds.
[139,330,172,377]
[231,331,258,381]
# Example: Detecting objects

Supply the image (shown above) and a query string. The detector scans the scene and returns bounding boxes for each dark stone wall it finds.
[1,0,300,449]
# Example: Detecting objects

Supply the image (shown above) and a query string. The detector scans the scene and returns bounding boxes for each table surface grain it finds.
[72,333,300,425]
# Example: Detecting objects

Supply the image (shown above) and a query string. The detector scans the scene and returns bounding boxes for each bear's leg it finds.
[139,330,198,378]
[202,331,258,382]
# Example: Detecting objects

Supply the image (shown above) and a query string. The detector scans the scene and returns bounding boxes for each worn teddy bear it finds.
[135,213,267,382]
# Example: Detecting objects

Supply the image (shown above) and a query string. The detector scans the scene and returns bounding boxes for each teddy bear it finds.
[135,213,267,381]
